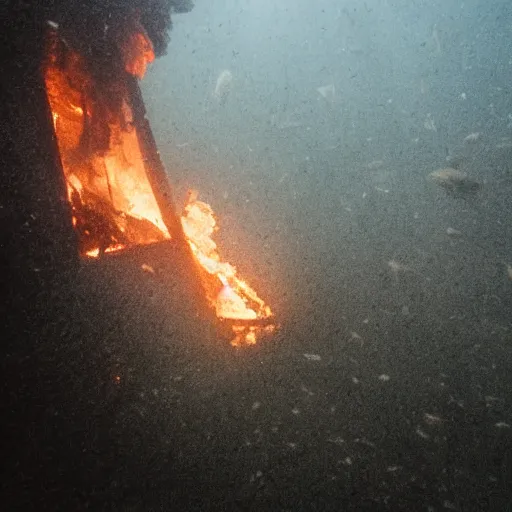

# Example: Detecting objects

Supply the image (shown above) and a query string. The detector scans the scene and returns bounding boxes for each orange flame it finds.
[180,193,274,346]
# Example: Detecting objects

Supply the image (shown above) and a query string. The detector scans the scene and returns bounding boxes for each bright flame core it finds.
[181,196,274,345]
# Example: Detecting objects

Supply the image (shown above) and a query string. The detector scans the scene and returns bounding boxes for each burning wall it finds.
[44,28,169,258]
[42,24,274,345]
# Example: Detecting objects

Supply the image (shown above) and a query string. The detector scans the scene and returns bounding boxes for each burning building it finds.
[2,1,273,345]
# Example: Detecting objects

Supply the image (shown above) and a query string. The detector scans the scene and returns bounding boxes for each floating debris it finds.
[301,385,314,396]
[424,113,437,131]
[251,401,261,411]
[495,422,510,429]
[355,437,376,448]
[327,437,345,445]
[213,69,233,105]
[428,168,480,198]
[387,259,417,277]
[507,265,512,280]
[446,227,462,238]
[416,427,430,439]
[350,331,363,346]
[463,132,481,143]
[317,83,336,102]
[303,353,322,361]
[141,263,155,274]
[424,413,443,425]
[378,374,390,382]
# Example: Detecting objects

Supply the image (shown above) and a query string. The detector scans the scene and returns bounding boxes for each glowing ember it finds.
[181,192,274,346]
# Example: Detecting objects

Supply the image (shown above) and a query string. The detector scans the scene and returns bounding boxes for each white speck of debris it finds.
[301,385,314,396]
[271,426,278,433]
[387,466,401,472]
[507,265,512,280]
[460,92,467,100]
[443,500,457,510]
[152,389,159,396]
[252,401,261,410]
[343,457,353,466]
[328,437,345,445]
[448,395,464,408]
[287,442,297,449]
[413,212,419,219]
[330,406,336,413]
[424,113,437,131]
[416,427,430,439]
[446,227,462,237]
[378,374,390,382]
[352,377,360,384]
[303,353,321,361]
[495,422,510,428]
[256,470,263,478]
[350,331,364,346]
[363,318,369,324]
[463,132,480,143]
[362,192,367,199]
[402,305,410,315]
[292,407,300,415]
[174,376,183,381]
[141,263,155,274]
[388,259,409,274]
[375,187,390,193]
[424,413,443,425]
[355,437,375,448]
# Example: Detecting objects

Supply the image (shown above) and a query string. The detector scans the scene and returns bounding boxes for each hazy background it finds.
[143,0,512,336]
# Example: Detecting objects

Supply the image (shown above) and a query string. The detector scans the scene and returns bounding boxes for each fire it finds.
[181,193,274,346]
[43,27,274,345]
